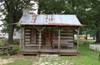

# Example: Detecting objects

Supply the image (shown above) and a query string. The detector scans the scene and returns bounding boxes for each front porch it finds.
[20,25,79,55]
[21,49,78,55]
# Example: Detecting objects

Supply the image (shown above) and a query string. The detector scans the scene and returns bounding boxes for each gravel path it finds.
[32,56,74,65]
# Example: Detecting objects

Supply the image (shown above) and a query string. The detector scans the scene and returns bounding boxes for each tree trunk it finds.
[8,24,14,44]
[85,30,88,40]
[96,29,100,44]
[8,7,14,44]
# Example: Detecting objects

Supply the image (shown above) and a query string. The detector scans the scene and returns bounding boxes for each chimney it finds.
[23,0,38,16]
[23,9,30,16]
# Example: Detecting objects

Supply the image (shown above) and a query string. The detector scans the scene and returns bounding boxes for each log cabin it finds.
[18,14,82,55]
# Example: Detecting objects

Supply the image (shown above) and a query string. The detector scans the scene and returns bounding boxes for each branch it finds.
[4,0,9,11]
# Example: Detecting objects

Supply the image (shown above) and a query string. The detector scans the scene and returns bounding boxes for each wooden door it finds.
[31,28,36,44]
[44,31,52,48]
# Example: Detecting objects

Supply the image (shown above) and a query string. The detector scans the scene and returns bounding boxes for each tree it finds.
[89,0,100,43]
[0,0,31,44]
[38,0,100,43]
[1,0,100,44]
[38,0,66,14]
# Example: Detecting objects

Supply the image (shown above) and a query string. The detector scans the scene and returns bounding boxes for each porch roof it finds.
[19,15,82,26]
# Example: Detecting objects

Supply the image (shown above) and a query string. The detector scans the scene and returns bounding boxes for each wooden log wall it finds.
[22,26,75,49]
[23,26,43,49]
[52,27,74,49]
[36,31,43,47]
[24,27,32,47]
[23,26,36,49]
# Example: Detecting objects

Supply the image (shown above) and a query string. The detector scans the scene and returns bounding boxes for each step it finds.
[40,54,58,57]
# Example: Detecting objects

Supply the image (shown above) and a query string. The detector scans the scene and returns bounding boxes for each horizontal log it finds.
[52,38,73,41]
[25,36,31,39]
[25,42,31,43]
[25,29,32,31]
[25,39,31,42]
[61,34,73,36]
[61,29,73,31]
[53,39,73,41]
[36,41,42,43]
[52,41,73,44]
[52,43,74,47]
[52,39,73,41]
[52,33,73,36]
[52,38,73,40]
[37,40,43,42]
[25,31,31,33]
[25,34,31,36]
[61,31,73,33]
[31,41,36,43]
[52,42,73,44]
[61,32,73,35]
[52,36,73,39]
[25,38,31,40]
[36,40,43,42]
[25,44,40,47]
[25,41,31,44]
[52,32,73,34]
[53,36,73,39]
[25,29,31,31]
[61,27,74,29]
[52,40,73,42]
[25,32,31,34]
[62,29,73,31]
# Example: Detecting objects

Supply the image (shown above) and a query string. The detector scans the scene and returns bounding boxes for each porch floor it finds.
[21,49,79,55]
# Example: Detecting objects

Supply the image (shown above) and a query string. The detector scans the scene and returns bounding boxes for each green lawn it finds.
[0,39,100,65]
[67,44,100,65]
[4,56,38,65]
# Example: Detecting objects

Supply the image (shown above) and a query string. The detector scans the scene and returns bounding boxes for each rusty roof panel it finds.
[19,15,82,26]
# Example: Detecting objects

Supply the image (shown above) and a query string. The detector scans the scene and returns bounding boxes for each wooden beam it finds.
[23,27,25,49]
[34,26,46,51]
[33,26,46,32]
[20,27,25,50]
[58,27,61,51]
[39,31,42,51]
[20,27,22,50]
[77,28,80,49]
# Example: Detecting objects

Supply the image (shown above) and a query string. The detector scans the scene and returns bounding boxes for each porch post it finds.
[77,28,80,49]
[20,26,24,50]
[20,27,22,49]
[39,31,42,51]
[36,26,45,51]
[58,27,61,51]
[22,27,25,49]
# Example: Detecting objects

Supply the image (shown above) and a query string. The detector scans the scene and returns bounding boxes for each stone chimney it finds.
[23,0,38,16]
[23,9,30,16]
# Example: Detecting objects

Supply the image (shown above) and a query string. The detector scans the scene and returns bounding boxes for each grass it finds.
[64,39,100,65]
[37,40,100,65]
[0,38,8,45]
[4,57,38,65]
[0,39,100,65]
[67,44,100,65]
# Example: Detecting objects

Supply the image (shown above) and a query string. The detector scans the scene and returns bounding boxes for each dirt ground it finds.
[0,57,15,65]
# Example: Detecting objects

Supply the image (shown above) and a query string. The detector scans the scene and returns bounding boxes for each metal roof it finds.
[19,15,82,26]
